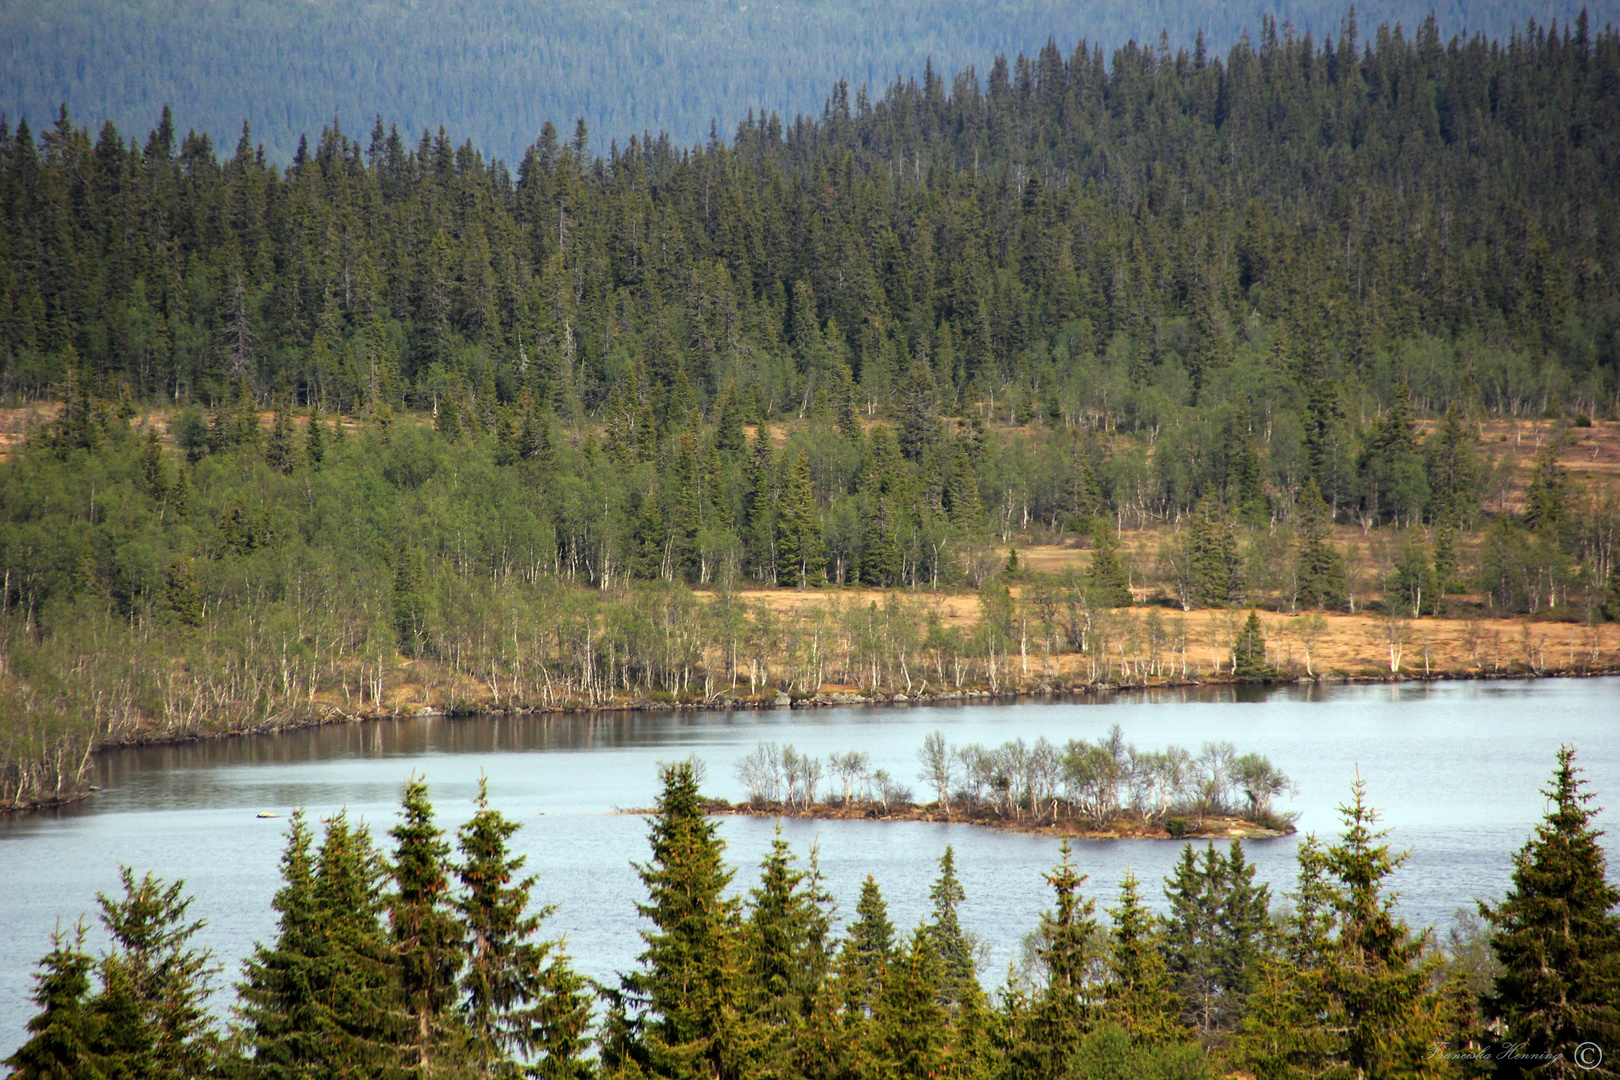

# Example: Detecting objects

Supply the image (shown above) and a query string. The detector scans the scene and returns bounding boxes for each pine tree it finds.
[842,875,896,1013]
[896,359,942,463]
[1104,872,1181,1046]
[1482,746,1620,1079]
[436,386,462,442]
[310,812,406,1073]
[619,761,746,1080]
[1523,448,1568,540]
[1017,839,1096,1075]
[872,928,949,1080]
[305,400,327,466]
[1163,840,1270,1038]
[161,558,203,629]
[741,831,831,1073]
[5,921,105,1080]
[456,776,593,1080]
[393,543,431,658]
[389,778,464,1077]
[264,394,295,474]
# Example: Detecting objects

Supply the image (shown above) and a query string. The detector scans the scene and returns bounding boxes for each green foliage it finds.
[4,922,105,1080]
[1231,610,1272,680]
[619,761,746,1080]
[389,777,464,1075]
[1088,519,1133,608]
[1161,841,1270,1039]
[1293,480,1347,612]
[456,776,593,1080]
[1481,746,1620,1077]
[87,869,219,1080]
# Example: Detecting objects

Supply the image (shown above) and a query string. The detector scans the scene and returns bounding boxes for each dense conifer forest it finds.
[8,751,1619,1079]
[4,12,1620,810]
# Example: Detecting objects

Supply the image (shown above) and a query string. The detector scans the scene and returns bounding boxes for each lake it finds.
[1,677,1617,1057]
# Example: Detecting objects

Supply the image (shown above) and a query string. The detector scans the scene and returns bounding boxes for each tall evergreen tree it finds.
[237,811,335,1079]
[5,922,105,1080]
[1481,746,1620,1079]
[926,846,978,1009]
[777,451,826,588]
[1103,872,1182,1047]
[1321,778,1450,1078]
[456,776,593,1080]
[88,870,218,1080]
[619,761,748,1080]
[1295,479,1347,611]
[1087,517,1132,607]
[388,778,464,1077]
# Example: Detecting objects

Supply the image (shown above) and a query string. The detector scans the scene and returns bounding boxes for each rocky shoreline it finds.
[695,800,1294,840]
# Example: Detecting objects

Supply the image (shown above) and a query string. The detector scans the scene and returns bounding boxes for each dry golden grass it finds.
[725,584,1620,678]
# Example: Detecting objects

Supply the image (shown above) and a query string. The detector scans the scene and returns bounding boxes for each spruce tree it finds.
[1481,746,1620,1079]
[1232,610,1272,680]
[777,451,826,588]
[1163,841,1270,1038]
[1088,518,1133,608]
[872,929,950,1080]
[5,921,104,1080]
[1021,839,1097,1074]
[1295,479,1347,611]
[927,846,978,1008]
[88,869,218,1080]
[389,778,464,1077]
[741,831,831,1073]
[1103,872,1181,1046]
[842,875,896,1013]
[620,761,747,1080]
[311,813,405,1073]
[139,427,168,503]
[305,399,327,466]
[456,776,593,1080]
[237,811,328,1078]
[265,395,296,474]
[1321,778,1450,1078]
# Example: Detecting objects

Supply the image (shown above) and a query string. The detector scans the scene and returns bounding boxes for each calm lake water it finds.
[1,678,1617,1057]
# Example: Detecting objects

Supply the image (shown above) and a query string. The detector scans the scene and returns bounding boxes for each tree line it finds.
[9,748,1620,1079]
[733,726,1294,831]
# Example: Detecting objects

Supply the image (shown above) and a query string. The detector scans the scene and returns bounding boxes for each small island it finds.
[706,798,1292,840]
[646,726,1298,840]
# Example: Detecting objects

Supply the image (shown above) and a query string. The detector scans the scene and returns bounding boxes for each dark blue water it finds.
[2,678,1616,1057]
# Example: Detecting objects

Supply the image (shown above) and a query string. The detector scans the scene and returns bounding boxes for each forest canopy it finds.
[2,0,1612,161]
[3,10,1620,809]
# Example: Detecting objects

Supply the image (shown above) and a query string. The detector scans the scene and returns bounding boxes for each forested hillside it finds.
[1,0,1614,160]
[3,14,1620,808]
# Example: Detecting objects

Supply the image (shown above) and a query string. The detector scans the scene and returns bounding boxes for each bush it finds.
[1165,817,1192,838]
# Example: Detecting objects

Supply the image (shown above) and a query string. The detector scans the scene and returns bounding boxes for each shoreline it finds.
[5,665,1617,814]
[694,800,1294,841]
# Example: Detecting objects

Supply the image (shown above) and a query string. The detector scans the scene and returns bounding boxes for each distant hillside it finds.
[2,0,1615,163]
